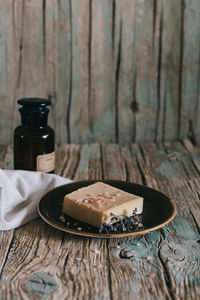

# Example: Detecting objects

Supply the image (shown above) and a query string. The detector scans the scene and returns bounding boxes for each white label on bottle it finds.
[37,151,55,172]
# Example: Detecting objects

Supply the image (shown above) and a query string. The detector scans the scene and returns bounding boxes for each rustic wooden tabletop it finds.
[0,139,199,299]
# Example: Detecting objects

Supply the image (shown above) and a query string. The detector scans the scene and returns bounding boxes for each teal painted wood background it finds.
[0,0,199,144]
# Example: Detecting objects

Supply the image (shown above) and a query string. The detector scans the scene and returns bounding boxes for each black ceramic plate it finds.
[38,180,177,238]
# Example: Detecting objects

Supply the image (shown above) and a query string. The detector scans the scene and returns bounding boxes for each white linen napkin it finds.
[0,169,72,230]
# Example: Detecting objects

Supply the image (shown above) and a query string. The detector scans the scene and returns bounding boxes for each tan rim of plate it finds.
[37,199,177,238]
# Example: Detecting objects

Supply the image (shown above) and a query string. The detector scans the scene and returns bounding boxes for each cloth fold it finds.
[0,169,72,230]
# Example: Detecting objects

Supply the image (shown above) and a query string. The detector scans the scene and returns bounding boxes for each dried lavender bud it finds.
[104,227,109,233]
[110,216,119,222]
[109,225,115,231]
[129,216,135,225]
[98,211,143,234]
[132,208,138,216]
[122,216,129,224]
[115,223,121,230]
[99,225,104,233]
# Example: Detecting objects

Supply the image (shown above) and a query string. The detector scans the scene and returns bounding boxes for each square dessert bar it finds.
[62,182,144,227]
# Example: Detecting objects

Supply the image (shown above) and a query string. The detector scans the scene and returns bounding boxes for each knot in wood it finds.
[166,243,185,262]
[130,101,139,113]
[119,247,136,259]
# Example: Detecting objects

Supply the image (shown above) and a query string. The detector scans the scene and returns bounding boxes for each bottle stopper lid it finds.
[17,98,51,114]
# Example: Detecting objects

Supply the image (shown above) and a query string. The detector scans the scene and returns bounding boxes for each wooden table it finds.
[0,140,200,299]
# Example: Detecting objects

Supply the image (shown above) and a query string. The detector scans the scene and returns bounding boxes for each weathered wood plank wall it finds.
[0,0,199,144]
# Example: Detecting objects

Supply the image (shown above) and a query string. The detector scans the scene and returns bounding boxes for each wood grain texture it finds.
[47,0,71,141]
[89,0,115,142]
[101,143,171,300]
[0,0,200,144]
[0,144,110,300]
[0,146,14,281]
[138,142,200,299]
[1,141,200,299]
[180,0,200,142]
[155,0,182,142]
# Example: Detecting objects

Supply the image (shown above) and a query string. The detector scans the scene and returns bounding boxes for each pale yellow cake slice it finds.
[62,182,144,227]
